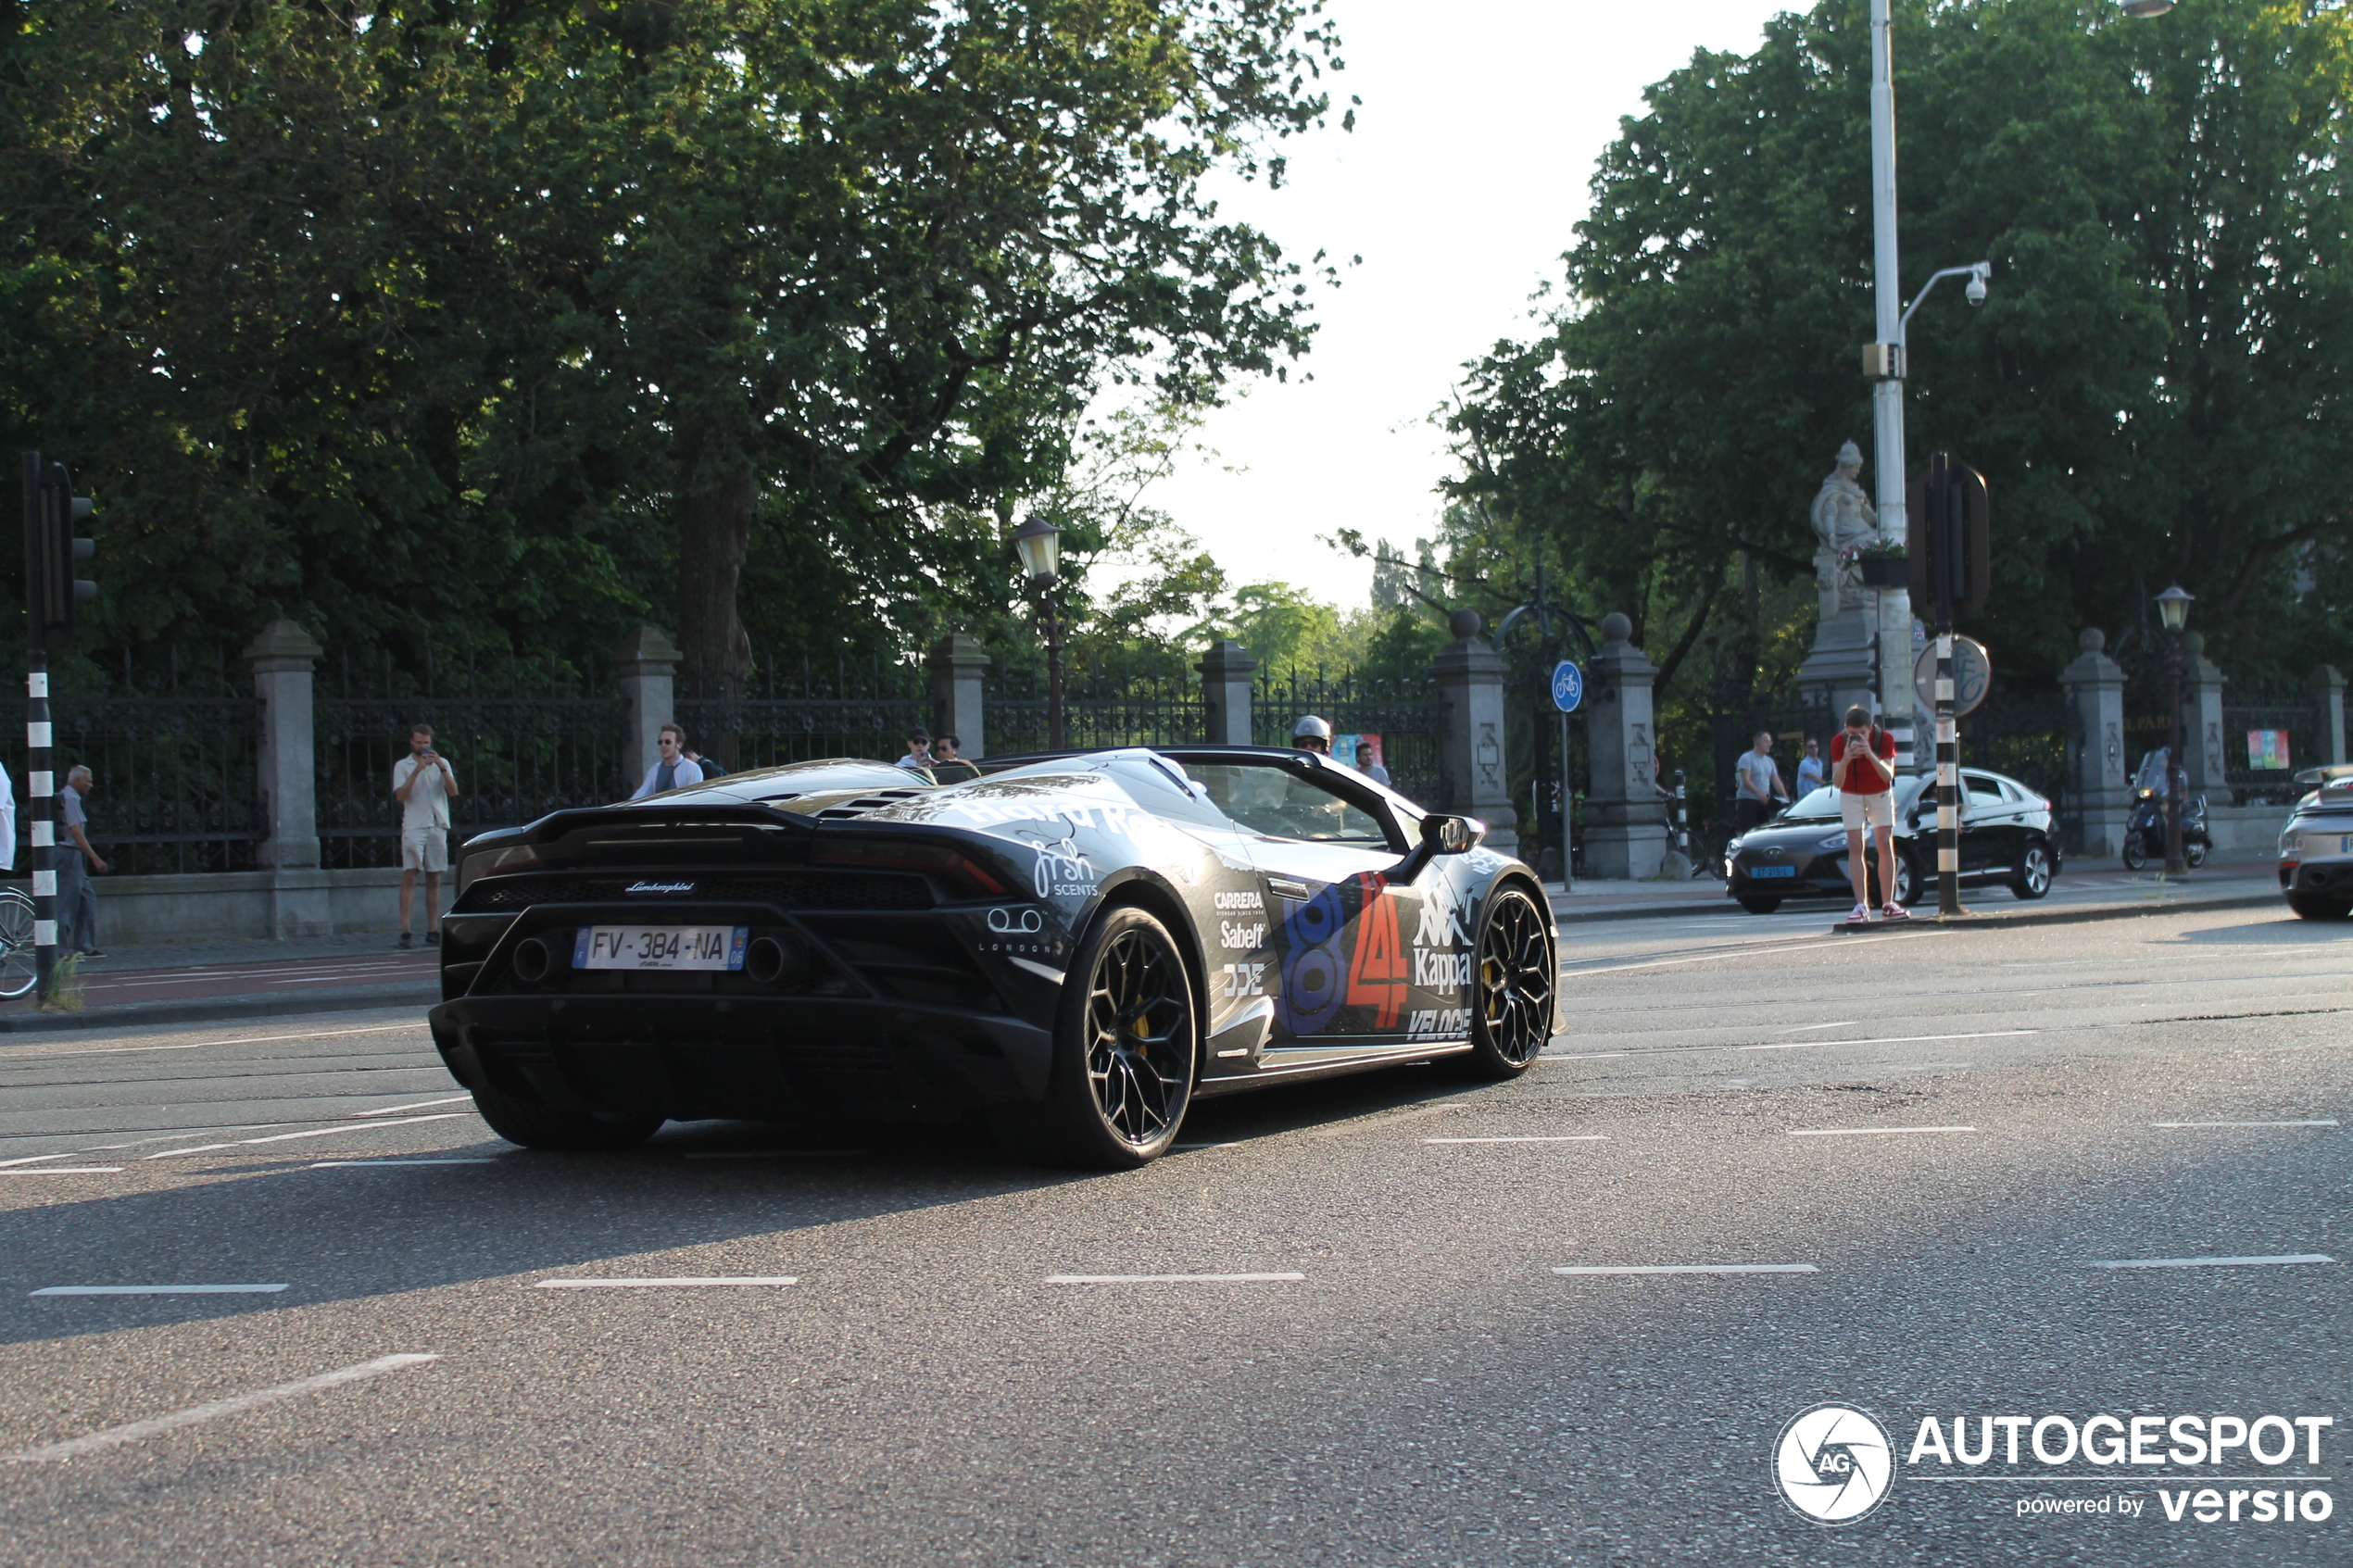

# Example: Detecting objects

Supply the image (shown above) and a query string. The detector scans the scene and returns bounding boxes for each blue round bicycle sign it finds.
[1551,659,1584,714]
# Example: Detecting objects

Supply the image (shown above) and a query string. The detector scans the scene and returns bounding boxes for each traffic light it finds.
[1905,454,1989,621]
[30,459,94,633]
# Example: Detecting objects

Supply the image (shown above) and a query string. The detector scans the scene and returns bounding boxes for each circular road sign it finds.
[1913,635,1992,717]
[1551,660,1584,714]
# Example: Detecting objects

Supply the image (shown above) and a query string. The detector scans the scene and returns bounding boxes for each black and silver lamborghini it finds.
[427,746,1560,1166]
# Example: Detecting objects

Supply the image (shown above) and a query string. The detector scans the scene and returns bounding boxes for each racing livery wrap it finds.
[427,746,1560,1166]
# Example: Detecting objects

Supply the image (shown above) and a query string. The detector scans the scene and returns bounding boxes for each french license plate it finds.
[1746,864,1797,879]
[573,926,749,972]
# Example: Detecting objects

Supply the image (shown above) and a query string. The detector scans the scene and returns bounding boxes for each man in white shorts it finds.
[393,724,459,949]
[1831,703,1903,923]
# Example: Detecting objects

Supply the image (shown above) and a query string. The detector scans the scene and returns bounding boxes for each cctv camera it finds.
[1965,275,1988,307]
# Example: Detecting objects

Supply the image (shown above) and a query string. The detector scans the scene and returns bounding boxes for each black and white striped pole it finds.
[20,452,56,1002]
[1918,452,1986,920]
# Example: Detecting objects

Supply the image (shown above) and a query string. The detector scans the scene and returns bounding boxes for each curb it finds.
[1828,890,2280,935]
[0,983,439,1035]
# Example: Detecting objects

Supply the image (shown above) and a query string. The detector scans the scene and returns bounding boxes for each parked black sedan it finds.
[1723,769,2062,913]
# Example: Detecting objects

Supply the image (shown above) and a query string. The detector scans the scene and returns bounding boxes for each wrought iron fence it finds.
[1958,693,2071,811]
[988,657,1205,757]
[1706,700,1832,828]
[316,651,626,869]
[1252,668,1442,808]
[4,647,264,875]
[2222,697,2320,805]
[678,651,930,772]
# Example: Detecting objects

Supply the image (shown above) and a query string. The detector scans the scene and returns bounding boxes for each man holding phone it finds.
[1831,703,1904,923]
[393,724,459,948]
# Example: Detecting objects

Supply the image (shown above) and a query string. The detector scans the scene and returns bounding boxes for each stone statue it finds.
[1810,441,1879,620]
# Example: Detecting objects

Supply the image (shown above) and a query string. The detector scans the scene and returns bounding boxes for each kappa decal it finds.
[1415,879,1471,949]
[1342,872,1406,1028]
[1413,948,1473,990]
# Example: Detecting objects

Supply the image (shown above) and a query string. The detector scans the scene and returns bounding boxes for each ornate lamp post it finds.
[1012,513,1066,750]
[2155,584,2194,873]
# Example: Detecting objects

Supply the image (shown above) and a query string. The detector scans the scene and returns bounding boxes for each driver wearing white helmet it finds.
[1291,715,1332,755]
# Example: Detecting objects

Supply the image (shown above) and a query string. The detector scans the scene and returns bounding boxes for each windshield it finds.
[1781,778,1928,821]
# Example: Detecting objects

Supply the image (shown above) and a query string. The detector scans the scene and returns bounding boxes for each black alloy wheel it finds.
[2010,843,2054,900]
[1457,885,1554,1078]
[1737,896,1783,914]
[2288,894,2353,922]
[469,1083,664,1153]
[1000,904,1197,1168]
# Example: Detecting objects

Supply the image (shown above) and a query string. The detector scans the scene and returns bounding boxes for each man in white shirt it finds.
[393,725,459,949]
[630,723,704,799]
[1734,731,1789,832]
[896,728,934,771]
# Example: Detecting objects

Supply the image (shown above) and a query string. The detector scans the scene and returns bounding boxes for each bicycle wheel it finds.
[0,889,35,998]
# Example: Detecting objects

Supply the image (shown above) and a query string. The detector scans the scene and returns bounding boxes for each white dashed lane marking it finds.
[1553,1264,1818,1276]
[2086,1254,2334,1270]
[3,1354,439,1464]
[532,1277,799,1289]
[1788,1125,1976,1137]
[1423,1135,1607,1145]
[2152,1121,2337,1129]
[0,1166,123,1175]
[31,1284,289,1296]
[1046,1273,1306,1285]
[312,1160,497,1168]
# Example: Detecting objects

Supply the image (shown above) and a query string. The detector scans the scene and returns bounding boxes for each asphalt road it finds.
[1,902,2347,1565]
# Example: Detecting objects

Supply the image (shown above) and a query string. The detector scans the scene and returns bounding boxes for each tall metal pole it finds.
[1928,453,1961,917]
[20,453,56,1003]
[1869,0,1918,764]
[2164,633,2185,873]
[1559,709,1573,894]
[1043,594,1065,752]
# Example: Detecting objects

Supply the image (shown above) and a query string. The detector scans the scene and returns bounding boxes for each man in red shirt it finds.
[1831,704,1904,922]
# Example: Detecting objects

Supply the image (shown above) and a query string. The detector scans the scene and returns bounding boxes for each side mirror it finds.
[1422,813,1481,855]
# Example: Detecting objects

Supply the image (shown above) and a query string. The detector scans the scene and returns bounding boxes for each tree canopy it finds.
[0,0,1348,686]
[1447,0,2353,698]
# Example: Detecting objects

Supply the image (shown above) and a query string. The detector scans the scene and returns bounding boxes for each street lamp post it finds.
[2156,584,2194,873]
[1012,514,1066,750]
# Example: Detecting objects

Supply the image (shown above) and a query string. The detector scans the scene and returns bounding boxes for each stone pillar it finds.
[1196,639,1256,746]
[610,626,682,788]
[1427,611,1517,855]
[2059,628,2129,858]
[1796,611,1879,739]
[1579,612,1669,879]
[2178,631,2226,795]
[2308,665,2346,767]
[245,619,332,937]
[927,633,990,758]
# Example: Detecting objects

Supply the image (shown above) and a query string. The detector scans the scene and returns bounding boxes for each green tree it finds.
[1449,0,2353,696]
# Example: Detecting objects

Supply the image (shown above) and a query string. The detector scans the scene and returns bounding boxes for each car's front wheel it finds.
[2288,894,2353,922]
[2010,844,2054,900]
[997,904,1197,1168]
[470,1084,663,1152]
[1737,895,1782,914]
[1455,884,1554,1078]
[1889,848,1919,906]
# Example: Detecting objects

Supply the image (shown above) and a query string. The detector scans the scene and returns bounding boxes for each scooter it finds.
[2121,786,2210,871]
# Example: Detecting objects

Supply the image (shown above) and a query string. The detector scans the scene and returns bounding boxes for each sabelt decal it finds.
[1220,920,1267,949]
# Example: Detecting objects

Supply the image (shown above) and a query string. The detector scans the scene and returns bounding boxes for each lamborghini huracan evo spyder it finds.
[427,747,1561,1167]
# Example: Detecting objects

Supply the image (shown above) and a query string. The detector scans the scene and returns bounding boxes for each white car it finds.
[2278,772,2353,920]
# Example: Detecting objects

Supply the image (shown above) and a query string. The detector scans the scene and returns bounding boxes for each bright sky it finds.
[1150,0,1794,609]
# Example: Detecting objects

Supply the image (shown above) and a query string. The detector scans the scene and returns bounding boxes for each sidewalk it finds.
[1546,859,2285,929]
[0,933,439,1034]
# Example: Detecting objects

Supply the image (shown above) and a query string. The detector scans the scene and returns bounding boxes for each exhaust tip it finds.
[746,935,807,988]
[510,936,555,985]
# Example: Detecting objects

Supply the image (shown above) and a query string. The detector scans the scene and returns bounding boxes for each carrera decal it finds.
[1343,872,1406,1029]
[1214,889,1265,911]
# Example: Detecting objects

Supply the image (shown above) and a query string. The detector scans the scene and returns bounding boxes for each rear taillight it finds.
[814,838,1009,896]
